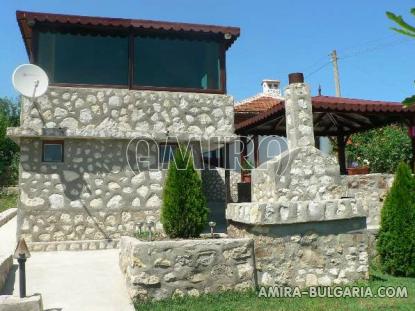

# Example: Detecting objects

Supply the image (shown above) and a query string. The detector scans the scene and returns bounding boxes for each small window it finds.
[42,140,64,162]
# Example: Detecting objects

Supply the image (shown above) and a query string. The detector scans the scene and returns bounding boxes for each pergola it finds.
[235,95,415,174]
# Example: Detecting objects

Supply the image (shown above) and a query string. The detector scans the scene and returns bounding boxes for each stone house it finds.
[8,11,240,244]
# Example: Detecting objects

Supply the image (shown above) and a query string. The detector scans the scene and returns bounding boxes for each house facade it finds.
[8,11,239,244]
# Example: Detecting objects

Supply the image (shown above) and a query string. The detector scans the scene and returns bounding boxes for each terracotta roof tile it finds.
[235,95,415,131]
[16,10,240,58]
[234,96,281,113]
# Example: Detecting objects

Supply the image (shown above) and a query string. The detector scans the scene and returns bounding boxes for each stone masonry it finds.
[9,86,235,141]
[17,138,169,242]
[226,76,369,288]
[228,221,368,287]
[251,82,342,203]
[8,86,236,243]
[119,237,255,300]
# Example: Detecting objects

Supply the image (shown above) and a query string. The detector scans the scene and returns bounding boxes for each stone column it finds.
[284,73,315,149]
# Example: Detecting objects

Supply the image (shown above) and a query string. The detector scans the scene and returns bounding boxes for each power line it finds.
[305,61,332,78]
[304,36,411,78]
[341,37,411,60]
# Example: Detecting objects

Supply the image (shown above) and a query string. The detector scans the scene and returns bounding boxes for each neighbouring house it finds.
[7,11,240,245]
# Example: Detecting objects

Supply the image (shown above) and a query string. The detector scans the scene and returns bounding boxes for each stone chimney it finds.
[284,73,315,149]
[261,79,281,97]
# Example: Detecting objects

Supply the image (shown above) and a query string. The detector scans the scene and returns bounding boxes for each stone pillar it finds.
[284,73,315,149]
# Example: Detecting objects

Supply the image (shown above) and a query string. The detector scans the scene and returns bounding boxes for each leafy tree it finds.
[346,124,412,173]
[161,145,208,238]
[386,8,415,38]
[0,97,20,185]
[386,8,415,106]
[377,162,415,276]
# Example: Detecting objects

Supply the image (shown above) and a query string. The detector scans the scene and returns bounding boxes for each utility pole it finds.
[330,50,341,97]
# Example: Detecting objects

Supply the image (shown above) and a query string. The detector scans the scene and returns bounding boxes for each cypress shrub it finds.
[377,162,415,276]
[161,145,208,238]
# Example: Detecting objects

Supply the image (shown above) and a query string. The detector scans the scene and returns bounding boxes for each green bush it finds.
[346,125,412,173]
[0,97,20,185]
[161,145,208,238]
[377,162,415,276]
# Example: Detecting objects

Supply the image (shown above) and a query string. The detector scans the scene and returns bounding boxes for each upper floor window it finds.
[34,30,224,92]
[134,36,220,90]
[37,31,129,85]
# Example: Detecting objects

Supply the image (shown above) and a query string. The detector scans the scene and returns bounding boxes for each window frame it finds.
[32,27,227,94]
[42,140,64,163]
[158,143,178,168]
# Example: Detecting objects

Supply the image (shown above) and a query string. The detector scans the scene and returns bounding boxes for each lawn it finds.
[0,192,17,213]
[135,271,415,311]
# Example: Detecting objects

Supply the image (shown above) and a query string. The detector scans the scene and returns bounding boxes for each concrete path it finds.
[1,249,135,311]
[0,215,17,257]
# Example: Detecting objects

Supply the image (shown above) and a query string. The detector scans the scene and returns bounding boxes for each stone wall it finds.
[0,255,12,292]
[341,174,393,230]
[226,198,365,225]
[251,82,343,204]
[228,219,369,287]
[18,138,169,242]
[119,237,255,300]
[9,86,235,141]
[202,167,239,203]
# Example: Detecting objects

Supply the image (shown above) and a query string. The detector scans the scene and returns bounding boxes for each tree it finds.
[346,124,412,173]
[0,97,20,185]
[161,145,208,238]
[386,8,415,38]
[386,8,415,106]
[377,162,415,276]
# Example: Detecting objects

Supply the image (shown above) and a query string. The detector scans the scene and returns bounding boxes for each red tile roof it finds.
[16,10,240,58]
[234,96,282,113]
[312,96,413,112]
[235,95,415,131]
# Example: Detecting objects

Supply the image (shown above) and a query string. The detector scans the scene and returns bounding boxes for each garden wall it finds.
[227,218,369,287]
[119,237,255,300]
[340,173,393,230]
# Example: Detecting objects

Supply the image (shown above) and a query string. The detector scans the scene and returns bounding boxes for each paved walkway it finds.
[2,249,135,311]
[0,216,134,311]
[0,215,17,257]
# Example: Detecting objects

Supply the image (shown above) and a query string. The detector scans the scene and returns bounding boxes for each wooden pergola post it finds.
[411,137,415,173]
[410,119,415,173]
[337,134,347,175]
[253,135,259,167]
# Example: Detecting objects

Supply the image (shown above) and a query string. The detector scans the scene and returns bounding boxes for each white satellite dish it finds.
[12,64,49,98]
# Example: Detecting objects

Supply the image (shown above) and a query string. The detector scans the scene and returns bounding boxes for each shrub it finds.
[161,145,208,238]
[377,162,415,276]
[0,97,20,185]
[346,124,412,173]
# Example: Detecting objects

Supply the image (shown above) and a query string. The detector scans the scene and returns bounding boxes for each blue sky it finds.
[1,0,414,102]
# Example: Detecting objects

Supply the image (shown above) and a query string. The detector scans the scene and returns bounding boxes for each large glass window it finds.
[36,31,129,85]
[134,36,221,90]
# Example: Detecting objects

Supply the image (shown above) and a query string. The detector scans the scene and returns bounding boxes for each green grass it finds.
[0,192,17,213]
[135,271,415,311]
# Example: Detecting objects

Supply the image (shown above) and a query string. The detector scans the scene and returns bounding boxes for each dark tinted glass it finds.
[134,36,221,90]
[43,144,63,162]
[37,31,129,85]
[159,145,176,163]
